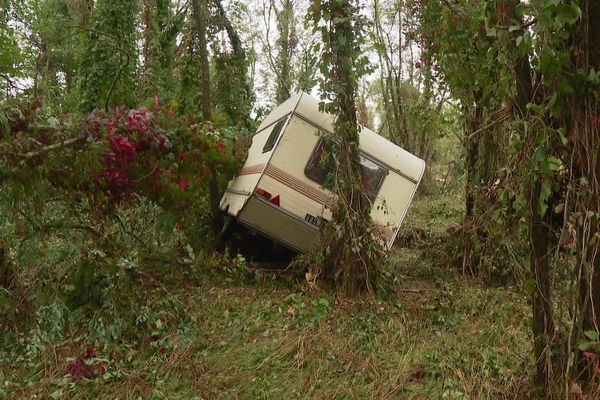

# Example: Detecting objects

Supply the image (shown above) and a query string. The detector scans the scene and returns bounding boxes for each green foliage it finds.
[0,2,22,89]
[282,291,332,325]
[78,0,139,111]
[213,51,255,129]
[307,0,383,293]
[141,0,179,101]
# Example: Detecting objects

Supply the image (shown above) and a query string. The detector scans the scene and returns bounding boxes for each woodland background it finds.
[1,0,599,398]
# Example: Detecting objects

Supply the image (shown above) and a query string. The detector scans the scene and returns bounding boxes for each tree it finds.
[141,0,180,101]
[78,0,139,112]
[308,0,380,293]
[213,0,255,129]
[266,0,297,103]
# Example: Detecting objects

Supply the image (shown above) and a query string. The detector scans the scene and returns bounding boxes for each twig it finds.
[397,288,422,293]
[42,223,102,237]
[115,213,146,246]
[497,18,538,31]
[466,113,510,141]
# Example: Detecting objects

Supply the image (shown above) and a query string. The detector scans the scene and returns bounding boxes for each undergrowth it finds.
[0,188,533,399]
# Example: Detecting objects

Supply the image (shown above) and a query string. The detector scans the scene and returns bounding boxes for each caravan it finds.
[219,92,425,253]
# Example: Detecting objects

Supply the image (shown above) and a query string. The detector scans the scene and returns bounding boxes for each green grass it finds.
[0,196,533,400]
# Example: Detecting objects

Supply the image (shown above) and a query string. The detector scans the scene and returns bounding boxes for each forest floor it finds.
[1,194,533,400]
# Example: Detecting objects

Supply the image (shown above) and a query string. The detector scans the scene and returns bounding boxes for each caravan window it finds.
[262,117,287,153]
[305,137,388,202]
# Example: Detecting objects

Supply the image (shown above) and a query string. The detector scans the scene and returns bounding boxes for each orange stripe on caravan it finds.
[264,164,335,208]
[239,163,265,176]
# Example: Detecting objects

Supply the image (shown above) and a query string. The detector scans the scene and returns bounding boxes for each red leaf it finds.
[108,134,136,161]
[179,178,190,190]
[156,134,167,150]
[127,107,149,133]
[66,356,107,380]
[84,347,96,359]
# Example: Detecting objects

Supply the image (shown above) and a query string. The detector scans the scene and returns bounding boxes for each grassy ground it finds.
[0,191,533,400]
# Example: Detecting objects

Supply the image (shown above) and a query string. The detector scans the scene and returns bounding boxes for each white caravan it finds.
[219,92,425,253]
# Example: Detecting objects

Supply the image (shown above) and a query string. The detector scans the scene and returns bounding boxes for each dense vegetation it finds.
[1,0,599,398]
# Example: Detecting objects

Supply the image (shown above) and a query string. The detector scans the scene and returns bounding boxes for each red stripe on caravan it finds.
[239,163,266,176]
[264,164,335,208]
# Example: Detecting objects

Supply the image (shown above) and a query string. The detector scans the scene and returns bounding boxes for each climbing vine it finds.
[307,0,382,293]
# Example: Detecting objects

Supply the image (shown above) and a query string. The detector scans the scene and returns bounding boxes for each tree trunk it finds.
[312,0,378,293]
[191,0,221,234]
[462,102,482,275]
[572,0,600,385]
[274,0,295,103]
[499,0,557,386]
[529,180,555,386]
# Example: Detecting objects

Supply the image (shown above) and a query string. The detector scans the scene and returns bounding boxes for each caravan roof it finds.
[258,93,424,184]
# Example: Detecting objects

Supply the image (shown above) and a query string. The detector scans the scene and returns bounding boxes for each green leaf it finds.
[540,156,562,173]
[533,146,547,162]
[557,128,568,145]
[525,279,536,295]
[578,338,591,351]
[556,3,582,25]
[590,232,600,246]
[526,102,544,115]
[584,330,599,341]
[516,35,523,47]
[538,182,552,216]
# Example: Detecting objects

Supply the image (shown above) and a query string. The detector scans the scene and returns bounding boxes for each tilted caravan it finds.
[219,92,425,253]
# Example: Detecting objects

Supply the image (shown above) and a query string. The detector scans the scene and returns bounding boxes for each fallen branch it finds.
[18,136,84,165]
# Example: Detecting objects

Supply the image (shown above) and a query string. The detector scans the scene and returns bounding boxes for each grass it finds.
[0,194,533,399]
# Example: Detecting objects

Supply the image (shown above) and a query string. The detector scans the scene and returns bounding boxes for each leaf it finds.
[525,279,536,295]
[540,156,562,173]
[584,330,598,340]
[538,182,552,216]
[556,4,582,25]
[287,305,296,318]
[557,128,568,145]
[577,339,591,351]
[590,232,600,246]
[540,48,559,81]
[49,389,63,400]
[569,381,583,395]
[526,102,544,115]
[516,35,523,47]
